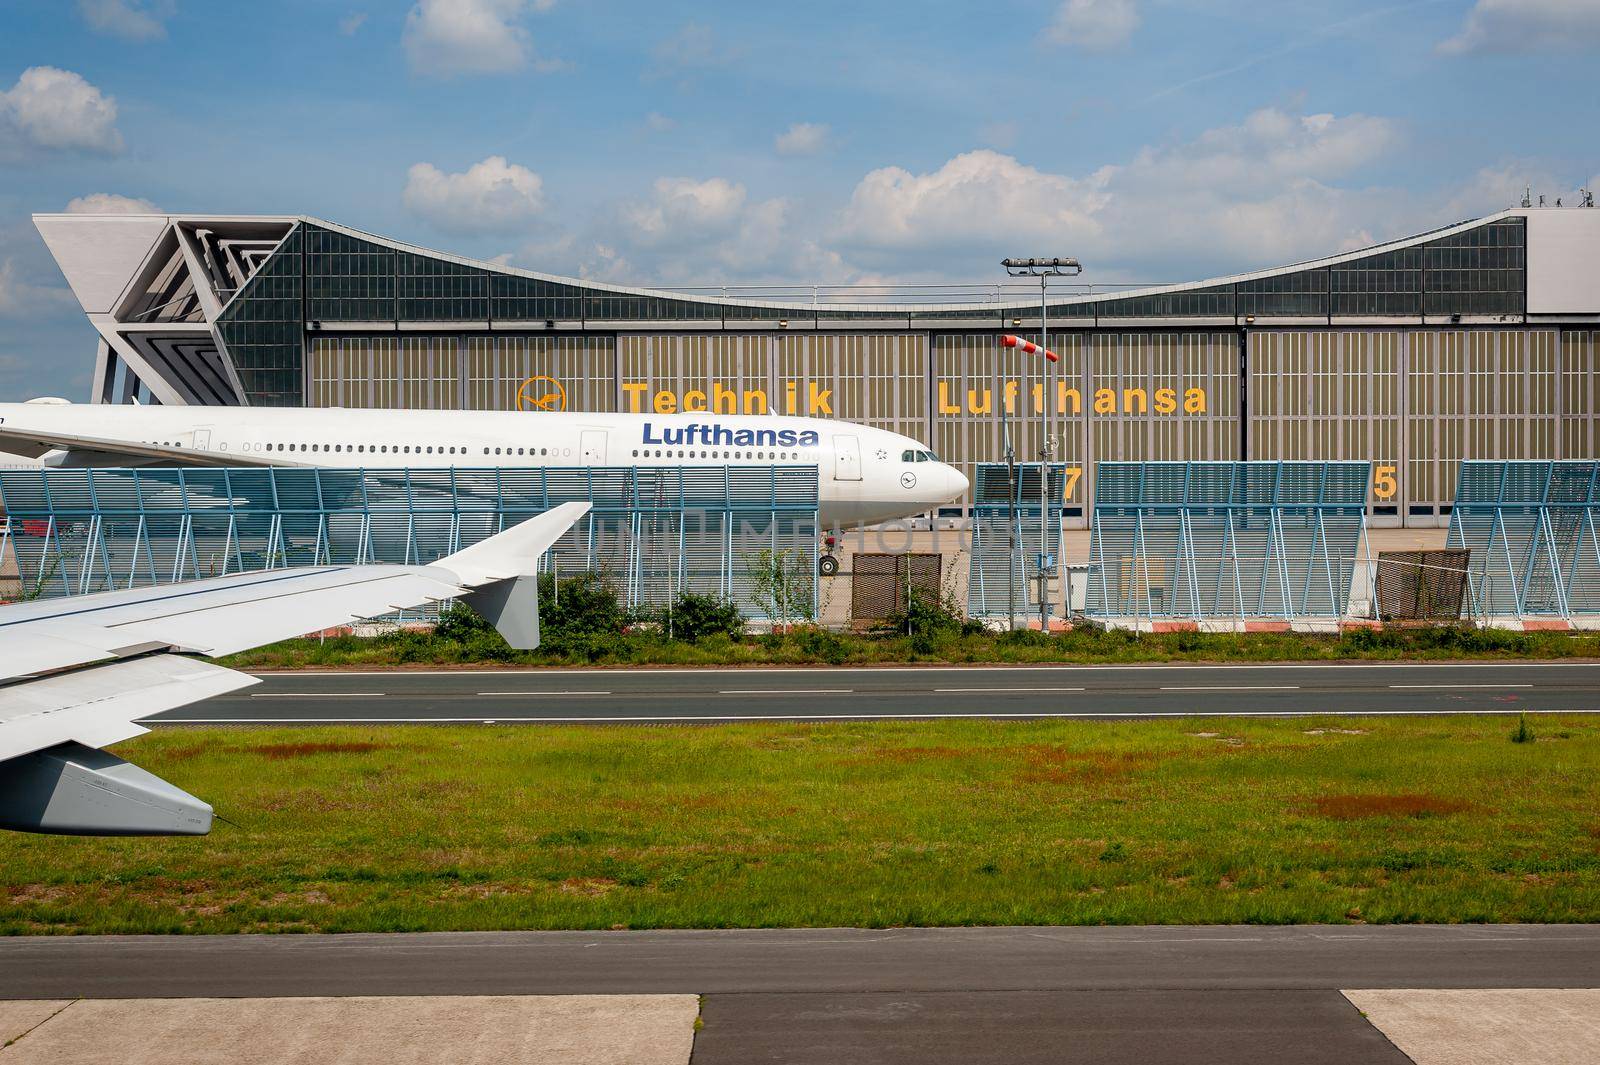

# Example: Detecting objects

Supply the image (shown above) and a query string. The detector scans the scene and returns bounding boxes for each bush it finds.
[998,627,1052,648]
[882,590,965,639]
[795,625,851,664]
[539,571,626,642]
[432,602,496,643]
[659,592,745,642]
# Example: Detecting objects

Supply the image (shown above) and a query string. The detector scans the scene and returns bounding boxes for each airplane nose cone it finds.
[929,463,967,506]
[949,465,970,498]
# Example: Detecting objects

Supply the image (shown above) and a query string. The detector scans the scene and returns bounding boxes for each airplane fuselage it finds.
[0,404,969,527]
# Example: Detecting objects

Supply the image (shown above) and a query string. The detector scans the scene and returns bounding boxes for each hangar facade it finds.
[32,205,1600,526]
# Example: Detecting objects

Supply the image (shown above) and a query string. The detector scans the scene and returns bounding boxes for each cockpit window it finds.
[902,449,917,462]
[902,449,941,463]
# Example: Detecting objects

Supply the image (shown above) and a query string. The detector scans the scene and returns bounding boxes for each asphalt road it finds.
[6,926,1597,1064]
[151,661,1600,724]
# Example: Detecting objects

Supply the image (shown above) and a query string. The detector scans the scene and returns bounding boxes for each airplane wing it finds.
[0,422,310,467]
[0,500,590,836]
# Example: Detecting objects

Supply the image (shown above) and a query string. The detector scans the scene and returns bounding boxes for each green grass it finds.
[222,624,1600,671]
[5,716,1600,934]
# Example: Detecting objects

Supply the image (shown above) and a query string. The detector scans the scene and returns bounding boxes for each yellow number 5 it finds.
[1374,465,1397,500]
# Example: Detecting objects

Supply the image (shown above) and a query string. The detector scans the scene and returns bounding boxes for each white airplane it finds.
[0,400,968,529]
[0,502,589,836]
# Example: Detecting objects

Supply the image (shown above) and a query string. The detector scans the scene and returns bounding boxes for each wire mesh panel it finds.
[966,463,1068,620]
[1086,461,1368,620]
[1447,460,1600,618]
[0,465,818,622]
[1374,549,1471,621]
[851,553,942,626]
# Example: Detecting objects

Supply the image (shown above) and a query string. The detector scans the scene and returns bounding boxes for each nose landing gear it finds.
[818,534,840,576]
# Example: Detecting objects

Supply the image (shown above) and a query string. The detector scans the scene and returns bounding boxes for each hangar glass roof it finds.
[223,213,1527,330]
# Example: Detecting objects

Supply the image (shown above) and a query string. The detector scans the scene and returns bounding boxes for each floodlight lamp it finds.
[1002,256,1082,277]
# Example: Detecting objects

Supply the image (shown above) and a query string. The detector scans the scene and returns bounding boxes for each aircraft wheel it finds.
[818,554,839,577]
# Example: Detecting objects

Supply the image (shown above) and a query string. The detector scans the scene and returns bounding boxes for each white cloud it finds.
[775,122,830,157]
[834,108,1406,276]
[0,67,123,159]
[402,0,559,77]
[1046,0,1140,51]
[645,112,676,133]
[340,12,368,35]
[64,193,160,214]
[503,106,1559,294]
[837,150,1107,254]
[621,177,749,243]
[1439,0,1600,54]
[541,176,845,286]
[404,156,546,233]
[77,0,173,41]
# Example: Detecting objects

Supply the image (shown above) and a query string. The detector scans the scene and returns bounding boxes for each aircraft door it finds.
[833,434,862,481]
[192,428,212,451]
[580,429,607,466]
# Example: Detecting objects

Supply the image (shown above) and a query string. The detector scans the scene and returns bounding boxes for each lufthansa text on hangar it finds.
[32,205,1600,527]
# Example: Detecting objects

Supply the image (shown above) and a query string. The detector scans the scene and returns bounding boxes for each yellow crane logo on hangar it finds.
[515,376,567,412]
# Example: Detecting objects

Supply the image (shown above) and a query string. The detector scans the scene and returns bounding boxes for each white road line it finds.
[247,692,385,698]
[719,688,854,695]
[934,687,1086,693]
[476,691,612,697]
[1159,685,1302,691]
[1388,683,1535,689]
[151,708,1600,724]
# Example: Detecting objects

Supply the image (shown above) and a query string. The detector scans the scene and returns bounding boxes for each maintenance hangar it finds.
[32,205,1600,526]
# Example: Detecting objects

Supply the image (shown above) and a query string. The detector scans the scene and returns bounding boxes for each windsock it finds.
[1000,334,1059,362]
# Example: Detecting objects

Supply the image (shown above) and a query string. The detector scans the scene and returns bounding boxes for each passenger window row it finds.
[630,450,809,462]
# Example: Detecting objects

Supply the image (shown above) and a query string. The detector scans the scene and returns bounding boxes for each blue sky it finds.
[3,0,1599,399]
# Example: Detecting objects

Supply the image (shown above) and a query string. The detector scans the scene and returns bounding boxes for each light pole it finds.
[1001,257,1082,630]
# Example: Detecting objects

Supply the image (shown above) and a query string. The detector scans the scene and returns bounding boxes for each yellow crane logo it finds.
[515,375,567,412]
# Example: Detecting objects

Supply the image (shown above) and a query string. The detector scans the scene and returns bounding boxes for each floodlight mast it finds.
[1001,256,1083,631]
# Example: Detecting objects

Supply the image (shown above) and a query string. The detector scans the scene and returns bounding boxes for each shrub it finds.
[999,627,1051,648]
[744,549,815,631]
[795,625,850,664]
[883,590,965,639]
[539,571,626,641]
[1510,713,1535,744]
[432,602,496,643]
[660,592,745,642]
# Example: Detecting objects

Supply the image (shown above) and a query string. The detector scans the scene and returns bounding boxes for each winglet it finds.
[436,502,590,650]
[437,501,591,587]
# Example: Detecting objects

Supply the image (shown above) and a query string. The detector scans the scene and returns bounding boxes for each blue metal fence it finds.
[0,465,819,620]
[1447,460,1600,618]
[967,463,1068,623]
[1086,461,1369,620]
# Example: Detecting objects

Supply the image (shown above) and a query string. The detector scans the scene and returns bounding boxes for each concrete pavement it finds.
[152,661,1600,725]
[1345,989,1600,1065]
[6,926,1600,1064]
[0,995,697,1065]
